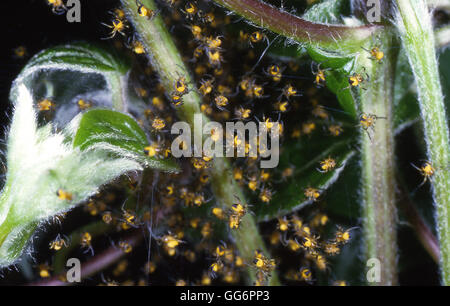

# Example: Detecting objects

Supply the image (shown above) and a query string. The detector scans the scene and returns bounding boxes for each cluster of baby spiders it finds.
[21,0,398,286]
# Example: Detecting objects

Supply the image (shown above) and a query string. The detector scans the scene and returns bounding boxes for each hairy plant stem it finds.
[359,33,398,285]
[121,0,280,285]
[395,0,450,285]
[212,0,381,52]
[108,72,133,112]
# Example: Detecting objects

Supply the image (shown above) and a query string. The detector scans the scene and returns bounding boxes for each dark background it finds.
[0,0,118,129]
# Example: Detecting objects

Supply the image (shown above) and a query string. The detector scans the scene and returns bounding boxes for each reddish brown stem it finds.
[213,0,381,50]
[397,186,440,263]
[29,230,143,286]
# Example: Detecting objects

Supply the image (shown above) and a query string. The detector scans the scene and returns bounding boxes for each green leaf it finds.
[306,44,358,120]
[254,127,357,221]
[267,43,308,61]
[0,42,177,268]
[301,0,362,119]
[73,109,179,172]
[0,222,39,268]
[0,89,175,268]
[326,231,365,285]
[265,1,361,118]
[0,85,145,267]
[324,156,361,220]
[23,42,129,74]
[9,43,133,128]
[324,69,358,118]
[307,47,356,70]
[303,0,348,25]
[267,44,359,119]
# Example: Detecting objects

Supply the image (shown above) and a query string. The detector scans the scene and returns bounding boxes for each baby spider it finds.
[411,161,435,187]
[207,49,223,67]
[198,77,214,96]
[323,241,340,256]
[359,113,386,140]
[183,2,199,20]
[170,92,184,106]
[209,260,224,278]
[317,157,337,173]
[137,1,156,19]
[328,124,343,137]
[38,263,52,278]
[56,189,73,201]
[253,250,276,275]
[230,198,249,218]
[249,31,267,46]
[334,226,358,245]
[259,188,272,203]
[275,101,289,113]
[311,62,330,87]
[281,84,301,100]
[343,68,370,91]
[299,267,313,283]
[13,46,27,59]
[80,232,94,255]
[174,76,189,96]
[235,106,252,120]
[277,217,289,232]
[47,0,67,15]
[49,234,70,251]
[304,187,322,202]
[214,95,229,110]
[265,64,284,82]
[300,235,320,251]
[38,98,55,111]
[144,143,161,157]
[160,233,184,250]
[362,46,384,62]
[128,39,146,54]
[101,19,128,39]
[333,280,348,286]
[228,214,242,230]
[118,241,133,253]
[152,117,166,130]
[77,99,92,110]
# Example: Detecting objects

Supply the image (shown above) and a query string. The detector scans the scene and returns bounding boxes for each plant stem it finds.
[108,72,132,112]
[121,0,280,285]
[397,182,440,264]
[395,0,450,285]
[31,229,143,286]
[53,221,112,273]
[359,33,398,285]
[212,0,381,52]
